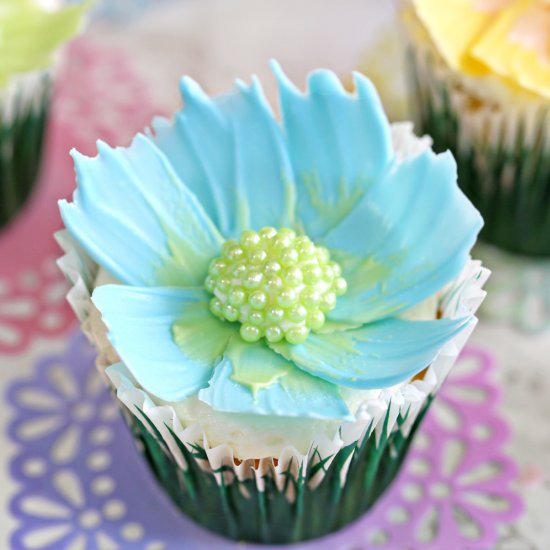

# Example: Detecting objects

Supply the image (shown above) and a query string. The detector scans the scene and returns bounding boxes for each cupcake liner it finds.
[120,387,434,543]
[402,10,550,257]
[0,70,52,229]
[57,225,488,543]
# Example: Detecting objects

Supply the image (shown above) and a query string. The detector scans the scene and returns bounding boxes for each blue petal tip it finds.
[270,59,299,94]
[307,69,344,95]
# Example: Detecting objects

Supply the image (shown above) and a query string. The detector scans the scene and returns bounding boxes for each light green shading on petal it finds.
[60,135,223,287]
[227,338,293,397]
[272,62,393,239]
[329,250,402,322]
[151,75,297,239]
[92,285,235,402]
[198,338,352,420]
[322,150,483,324]
[298,173,365,237]
[172,302,237,368]
[270,316,474,389]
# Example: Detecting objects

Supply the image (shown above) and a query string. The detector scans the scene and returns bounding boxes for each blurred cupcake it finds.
[57,63,488,543]
[0,0,89,229]
[403,0,550,256]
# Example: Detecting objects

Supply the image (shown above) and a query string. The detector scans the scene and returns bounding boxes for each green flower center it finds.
[205,227,347,344]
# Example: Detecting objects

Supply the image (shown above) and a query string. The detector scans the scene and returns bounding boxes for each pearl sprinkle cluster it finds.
[205,227,347,344]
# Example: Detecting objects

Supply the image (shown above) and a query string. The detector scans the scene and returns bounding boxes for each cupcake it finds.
[402,0,550,256]
[0,0,88,229]
[57,63,488,544]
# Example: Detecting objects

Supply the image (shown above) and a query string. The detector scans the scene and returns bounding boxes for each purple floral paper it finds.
[7,331,522,549]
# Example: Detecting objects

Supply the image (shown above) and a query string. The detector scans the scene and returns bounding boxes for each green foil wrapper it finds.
[404,32,550,257]
[120,396,433,544]
[0,74,51,229]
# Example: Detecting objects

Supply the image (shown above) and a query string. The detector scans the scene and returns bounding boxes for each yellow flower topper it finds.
[412,0,550,98]
[473,0,550,98]
[0,0,90,88]
[411,0,493,75]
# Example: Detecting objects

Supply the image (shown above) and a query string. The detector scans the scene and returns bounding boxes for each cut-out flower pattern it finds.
[8,334,116,462]
[0,39,159,355]
[8,333,522,549]
[12,467,154,550]
[364,347,523,550]
[430,347,504,439]
[367,434,523,549]
[54,39,161,150]
[0,259,74,355]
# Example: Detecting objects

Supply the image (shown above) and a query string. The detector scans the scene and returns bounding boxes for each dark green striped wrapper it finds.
[116,397,433,544]
[0,75,51,230]
[405,46,550,257]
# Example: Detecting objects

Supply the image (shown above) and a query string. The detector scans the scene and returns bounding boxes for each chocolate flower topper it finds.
[0,0,90,87]
[59,63,482,420]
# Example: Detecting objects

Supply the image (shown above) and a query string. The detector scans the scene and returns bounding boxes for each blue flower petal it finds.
[59,134,223,287]
[151,75,295,238]
[272,61,393,238]
[198,338,352,420]
[270,316,474,389]
[92,285,236,402]
[322,150,483,324]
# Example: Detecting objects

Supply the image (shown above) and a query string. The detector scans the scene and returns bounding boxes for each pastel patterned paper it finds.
[0,39,160,354]
[8,334,522,550]
[59,64,483,420]
[411,0,550,98]
[0,0,90,87]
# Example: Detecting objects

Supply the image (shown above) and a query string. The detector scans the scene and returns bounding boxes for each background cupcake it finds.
[57,65,488,543]
[0,0,88,229]
[402,0,550,256]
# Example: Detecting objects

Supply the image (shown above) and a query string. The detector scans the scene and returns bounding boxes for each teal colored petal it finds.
[59,134,223,287]
[270,316,474,389]
[322,150,483,324]
[198,338,351,420]
[92,285,236,402]
[272,61,392,238]
[151,76,295,238]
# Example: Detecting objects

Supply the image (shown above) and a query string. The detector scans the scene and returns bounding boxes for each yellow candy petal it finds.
[471,0,550,98]
[0,0,91,87]
[411,0,492,74]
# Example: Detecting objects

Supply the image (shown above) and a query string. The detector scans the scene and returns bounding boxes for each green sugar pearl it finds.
[206,227,347,344]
